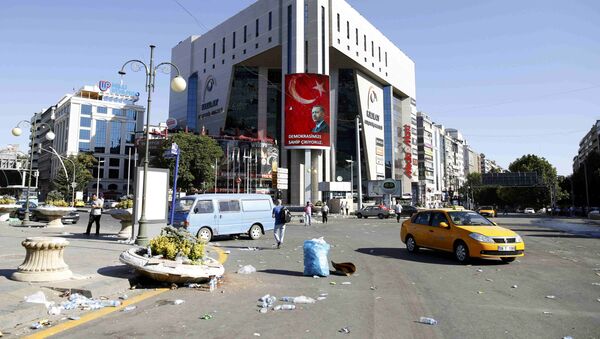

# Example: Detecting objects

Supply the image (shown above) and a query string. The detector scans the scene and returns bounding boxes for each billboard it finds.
[284,73,330,149]
[356,71,385,180]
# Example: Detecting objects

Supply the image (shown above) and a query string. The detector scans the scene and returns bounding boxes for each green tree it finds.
[152,133,224,191]
[52,154,96,200]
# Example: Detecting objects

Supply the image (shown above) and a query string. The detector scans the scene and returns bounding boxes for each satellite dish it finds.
[336,176,343,182]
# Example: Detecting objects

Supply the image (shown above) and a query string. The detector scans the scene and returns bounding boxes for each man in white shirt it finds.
[394,201,403,223]
[85,194,104,236]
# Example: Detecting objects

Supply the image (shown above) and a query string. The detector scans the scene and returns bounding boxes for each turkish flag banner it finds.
[284,73,331,149]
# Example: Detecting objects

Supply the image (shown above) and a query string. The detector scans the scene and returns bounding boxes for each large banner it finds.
[356,71,385,180]
[284,73,331,149]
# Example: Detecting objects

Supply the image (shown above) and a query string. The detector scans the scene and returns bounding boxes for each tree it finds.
[52,154,96,200]
[152,133,224,191]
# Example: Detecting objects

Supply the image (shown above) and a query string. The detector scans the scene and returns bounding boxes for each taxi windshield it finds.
[448,211,494,226]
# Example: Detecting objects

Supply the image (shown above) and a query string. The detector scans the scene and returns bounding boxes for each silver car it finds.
[355,206,393,219]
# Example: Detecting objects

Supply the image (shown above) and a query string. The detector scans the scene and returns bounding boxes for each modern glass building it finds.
[169,0,417,204]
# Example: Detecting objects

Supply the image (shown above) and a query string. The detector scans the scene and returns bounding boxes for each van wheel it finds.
[249,224,262,240]
[197,227,212,242]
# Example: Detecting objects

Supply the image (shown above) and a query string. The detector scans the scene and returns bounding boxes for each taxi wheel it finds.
[454,241,470,263]
[197,227,213,242]
[378,213,384,219]
[501,257,516,263]
[405,235,419,253]
[248,224,263,240]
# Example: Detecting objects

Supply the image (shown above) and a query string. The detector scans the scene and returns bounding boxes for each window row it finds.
[80,104,138,119]
[336,13,388,67]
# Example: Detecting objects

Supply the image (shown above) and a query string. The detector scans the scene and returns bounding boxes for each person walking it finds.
[322,202,329,224]
[304,201,312,226]
[272,199,286,249]
[85,193,104,236]
[394,200,403,223]
[344,200,349,216]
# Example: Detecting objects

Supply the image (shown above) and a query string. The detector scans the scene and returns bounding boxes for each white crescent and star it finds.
[289,77,325,105]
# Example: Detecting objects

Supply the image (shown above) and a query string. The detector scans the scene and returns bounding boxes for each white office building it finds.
[169,0,417,204]
[36,82,145,199]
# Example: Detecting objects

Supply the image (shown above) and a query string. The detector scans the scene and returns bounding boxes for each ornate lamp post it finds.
[118,45,186,246]
[12,111,55,226]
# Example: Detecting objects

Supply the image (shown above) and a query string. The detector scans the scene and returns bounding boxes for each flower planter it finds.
[119,247,225,284]
[0,204,21,222]
[11,237,73,282]
[34,206,76,228]
[107,208,133,239]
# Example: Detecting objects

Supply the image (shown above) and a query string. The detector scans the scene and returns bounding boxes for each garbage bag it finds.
[303,238,331,277]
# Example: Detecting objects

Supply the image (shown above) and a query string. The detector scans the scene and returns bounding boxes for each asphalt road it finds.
[51,214,600,339]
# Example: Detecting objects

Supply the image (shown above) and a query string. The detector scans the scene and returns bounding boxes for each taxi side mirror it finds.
[492,222,498,226]
[439,222,449,229]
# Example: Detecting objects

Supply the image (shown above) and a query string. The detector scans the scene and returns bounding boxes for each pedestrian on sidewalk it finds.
[272,199,286,249]
[85,193,104,236]
[304,201,312,226]
[322,202,329,224]
[394,200,403,223]
[343,200,349,215]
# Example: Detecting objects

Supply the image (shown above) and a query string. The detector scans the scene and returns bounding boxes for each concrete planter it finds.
[119,247,224,284]
[0,204,20,222]
[11,237,73,282]
[107,208,133,239]
[34,206,75,228]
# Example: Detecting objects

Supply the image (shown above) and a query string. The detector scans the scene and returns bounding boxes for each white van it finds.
[172,194,275,242]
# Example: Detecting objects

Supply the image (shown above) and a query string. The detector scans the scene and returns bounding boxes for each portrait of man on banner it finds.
[284,73,331,149]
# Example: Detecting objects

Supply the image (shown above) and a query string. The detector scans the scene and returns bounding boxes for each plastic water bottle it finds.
[418,317,438,325]
[280,296,295,302]
[274,304,295,311]
[146,246,152,257]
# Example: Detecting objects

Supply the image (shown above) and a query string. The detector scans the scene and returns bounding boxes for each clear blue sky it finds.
[0,0,598,175]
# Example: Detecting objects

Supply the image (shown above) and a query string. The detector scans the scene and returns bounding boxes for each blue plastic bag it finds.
[303,238,331,277]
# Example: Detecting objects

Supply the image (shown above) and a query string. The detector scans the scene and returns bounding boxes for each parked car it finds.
[355,205,393,219]
[401,209,525,263]
[524,208,535,214]
[477,206,497,218]
[12,202,80,224]
[400,205,418,217]
[172,194,274,242]
[103,199,118,209]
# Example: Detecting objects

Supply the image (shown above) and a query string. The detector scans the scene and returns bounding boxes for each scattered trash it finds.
[173,299,185,305]
[119,295,129,300]
[543,311,552,315]
[331,261,356,276]
[237,265,257,274]
[418,317,438,325]
[476,269,483,272]
[24,291,52,308]
[123,306,137,312]
[259,307,268,314]
[259,295,277,308]
[511,285,518,288]
[313,275,320,279]
[240,247,260,251]
[563,336,573,339]
[293,296,315,304]
[200,314,213,320]
[477,291,484,294]
[319,293,328,297]
[370,286,376,290]
[329,282,337,285]
[545,295,556,299]
[597,298,600,302]
[253,333,261,337]
[61,293,121,311]
[273,305,296,311]
[224,250,231,254]
[485,278,494,282]
[30,319,50,329]
[48,306,62,315]
[317,297,327,301]
[341,282,351,285]
[338,327,351,334]
[303,237,331,277]
[60,232,72,236]
[592,282,600,286]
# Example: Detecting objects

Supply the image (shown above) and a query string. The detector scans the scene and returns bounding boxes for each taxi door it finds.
[428,212,454,251]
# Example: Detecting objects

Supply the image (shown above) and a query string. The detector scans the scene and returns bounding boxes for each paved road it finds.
[34,215,600,338]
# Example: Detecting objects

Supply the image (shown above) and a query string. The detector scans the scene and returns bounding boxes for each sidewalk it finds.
[0,221,138,334]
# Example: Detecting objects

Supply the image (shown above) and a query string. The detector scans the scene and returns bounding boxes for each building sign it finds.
[403,124,412,178]
[284,73,331,149]
[98,80,140,98]
[99,80,111,92]
[356,71,385,180]
[201,75,223,117]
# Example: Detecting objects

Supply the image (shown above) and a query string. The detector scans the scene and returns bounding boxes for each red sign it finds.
[403,124,412,178]
[284,73,330,149]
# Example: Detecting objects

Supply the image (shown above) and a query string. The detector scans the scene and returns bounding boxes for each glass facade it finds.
[126,109,136,119]
[336,69,359,183]
[110,121,121,154]
[392,95,405,180]
[81,104,92,115]
[126,122,136,143]
[79,142,90,152]
[79,129,90,140]
[266,69,282,141]
[109,169,119,179]
[383,86,393,178]
[97,106,107,114]
[109,158,120,167]
[224,66,258,137]
[80,116,91,128]
[95,120,107,153]
[112,108,123,116]
[186,73,198,132]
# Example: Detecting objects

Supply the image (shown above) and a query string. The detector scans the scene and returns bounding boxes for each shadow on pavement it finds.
[219,245,276,251]
[356,247,507,266]
[0,268,17,280]
[510,228,566,233]
[258,269,305,277]
[97,265,135,279]
[524,233,593,239]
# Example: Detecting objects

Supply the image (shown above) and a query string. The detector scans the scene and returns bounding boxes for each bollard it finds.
[11,237,73,282]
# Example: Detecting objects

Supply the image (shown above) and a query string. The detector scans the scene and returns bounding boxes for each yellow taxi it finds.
[477,205,497,218]
[400,209,524,263]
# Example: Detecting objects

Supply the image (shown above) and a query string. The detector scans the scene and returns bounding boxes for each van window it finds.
[242,199,271,212]
[175,198,195,212]
[219,200,241,212]
[194,200,214,214]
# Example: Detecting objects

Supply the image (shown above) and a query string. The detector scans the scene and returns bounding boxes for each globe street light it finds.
[12,110,55,225]
[119,44,186,246]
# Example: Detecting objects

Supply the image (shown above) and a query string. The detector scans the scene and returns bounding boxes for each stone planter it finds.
[119,247,225,284]
[34,206,75,228]
[11,237,73,282]
[0,204,20,222]
[107,208,134,239]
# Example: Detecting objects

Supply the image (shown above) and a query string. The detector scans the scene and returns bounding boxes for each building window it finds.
[268,11,272,30]
[97,106,107,114]
[79,142,90,152]
[112,108,123,116]
[255,18,259,37]
[346,21,349,39]
[108,183,118,190]
[371,41,374,57]
[378,46,381,62]
[80,116,91,128]
[337,13,340,32]
[212,43,216,58]
[203,48,207,63]
[363,35,367,51]
[222,37,226,54]
[81,104,92,115]
[244,25,247,43]
[109,158,120,167]
[94,120,107,153]
[355,28,358,45]
[108,169,119,179]
[110,121,121,154]
[126,121,136,143]
[232,31,236,48]
[126,109,136,120]
[186,73,198,132]
[79,129,90,140]
[385,52,388,67]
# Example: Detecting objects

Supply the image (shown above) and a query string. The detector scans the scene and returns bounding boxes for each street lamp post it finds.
[96,159,105,197]
[355,116,363,210]
[345,157,354,202]
[119,44,186,246]
[12,112,55,225]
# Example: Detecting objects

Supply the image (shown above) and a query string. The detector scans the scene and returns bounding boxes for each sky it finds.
[0,0,598,176]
